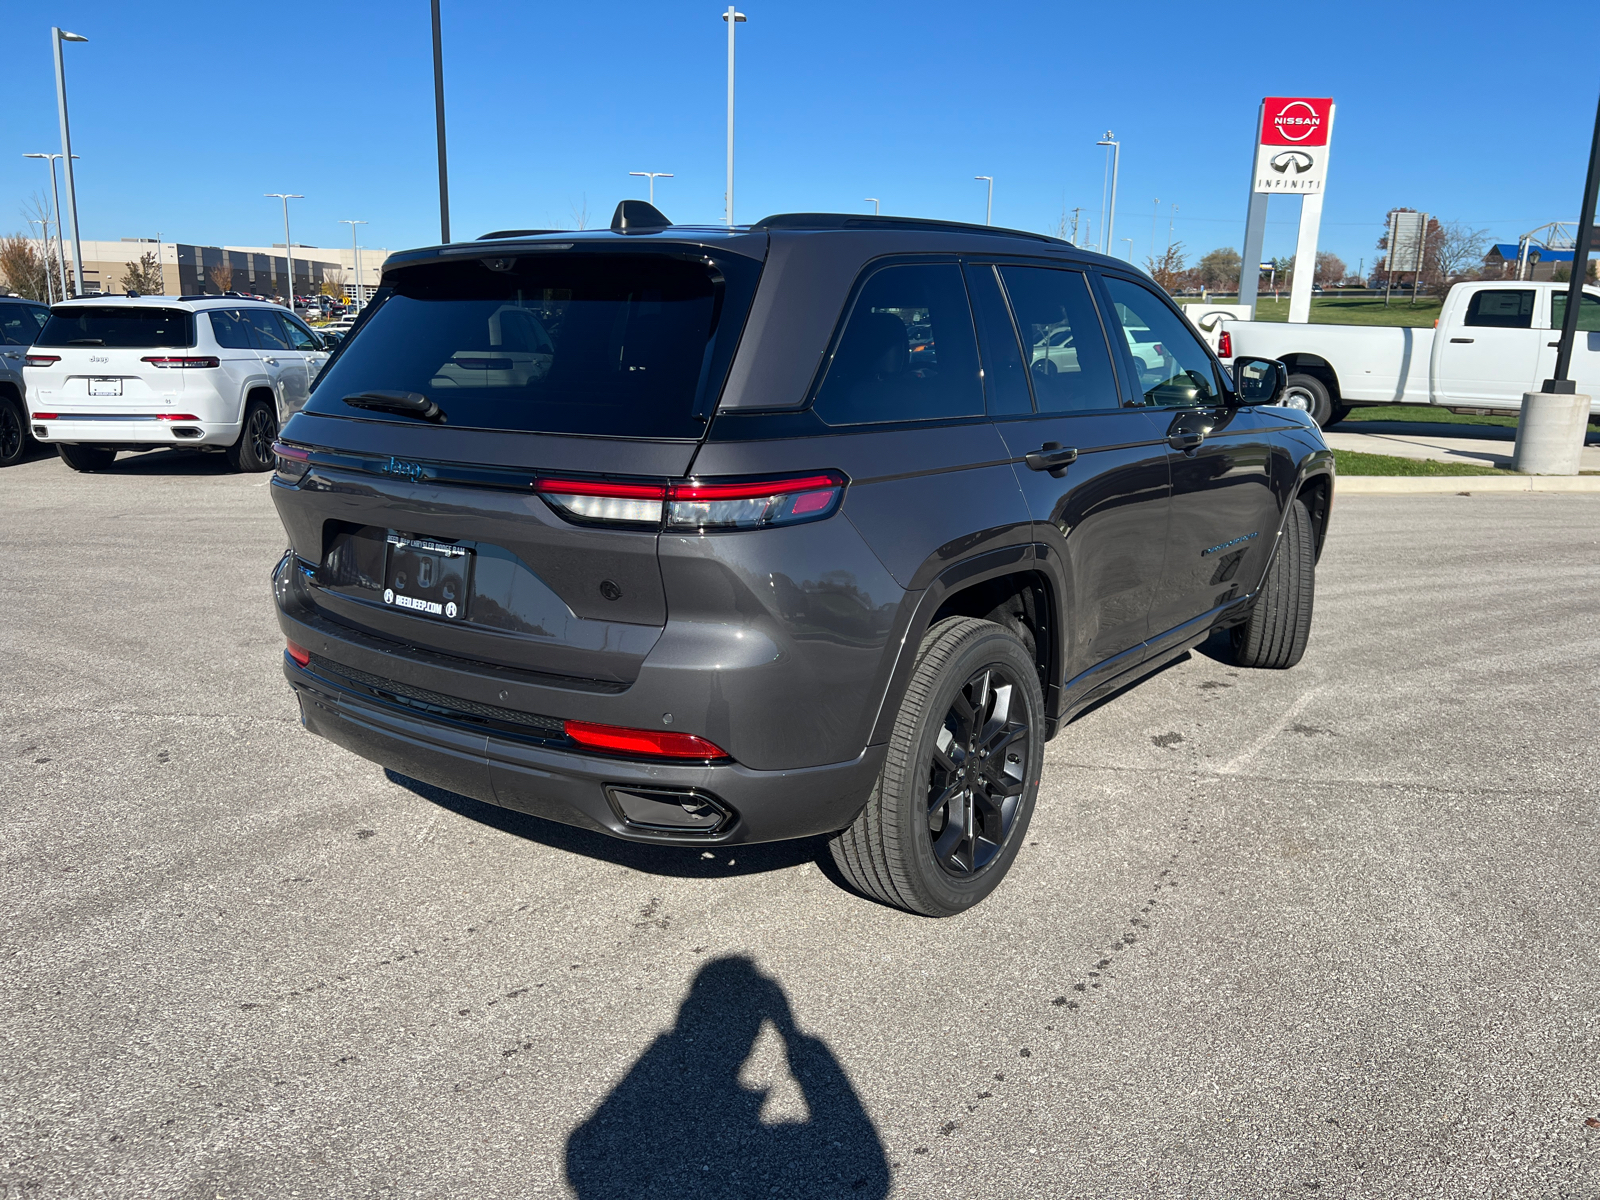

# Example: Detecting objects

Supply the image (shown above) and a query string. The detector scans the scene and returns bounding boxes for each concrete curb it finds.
[1337,474,1600,494]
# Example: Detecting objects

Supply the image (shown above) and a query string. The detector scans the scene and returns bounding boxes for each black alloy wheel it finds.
[0,398,25,467]
[926,665,1031,876]
[228,401,278,473]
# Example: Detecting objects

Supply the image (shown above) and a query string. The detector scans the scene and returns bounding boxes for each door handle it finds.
[1548,341,1561,347]
[1449,338,1474,344]
[262,357,278,364]
[1167,430,1205,452]
[1024,442,1078,476]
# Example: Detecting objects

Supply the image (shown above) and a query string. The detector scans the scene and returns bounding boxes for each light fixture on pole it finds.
[722,7,746,227]
[864,198,880,215]
[1096,132,1120,257]
[27,220,53,303]
[23,152,76,301]
[629,172,674,206]
[431,0,451,242]
[52,28,88,297]
[339,219,367,310]
[975,176,993,226]
[265,194,303,308]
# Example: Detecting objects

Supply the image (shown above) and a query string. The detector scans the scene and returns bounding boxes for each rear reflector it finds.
[24,355,60,367]
[142,356,220,368]
[285,640,311,667]
[32,412,58,420]
[565,719,729,760]
[155,413,201,421]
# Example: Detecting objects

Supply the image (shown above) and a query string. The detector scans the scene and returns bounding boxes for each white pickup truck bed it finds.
[1185,281,1600,424]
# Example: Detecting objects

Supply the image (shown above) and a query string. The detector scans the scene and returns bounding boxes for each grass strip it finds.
[1332,450,1505,477]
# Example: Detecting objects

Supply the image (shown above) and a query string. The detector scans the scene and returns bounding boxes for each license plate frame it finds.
[382,534,472,621]
[88,377,122,397]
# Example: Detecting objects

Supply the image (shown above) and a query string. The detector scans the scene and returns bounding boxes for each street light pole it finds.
[722,7,746,227]
[1168,203,1177,256]
[975,176,993,225]
[628,172,674,206]
[431,0,451,243]
[1097,132,1120,257]
[24,153,75,301]
[52,28,88,297]
[1122,237,1134,263]
[265,194,303,308]
[339,219,367,309]
[864,198,880,215]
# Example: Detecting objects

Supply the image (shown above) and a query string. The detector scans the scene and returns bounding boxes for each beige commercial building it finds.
[71,238,390,303]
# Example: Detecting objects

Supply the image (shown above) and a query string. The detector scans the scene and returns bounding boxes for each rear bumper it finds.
[286,656,884,845]
[29,414,241,447]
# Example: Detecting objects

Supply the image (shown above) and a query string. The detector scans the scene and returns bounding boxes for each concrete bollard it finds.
[1511,391,1591,475]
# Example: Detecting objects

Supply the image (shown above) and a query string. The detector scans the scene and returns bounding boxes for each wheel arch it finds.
[1279,353,1342,401]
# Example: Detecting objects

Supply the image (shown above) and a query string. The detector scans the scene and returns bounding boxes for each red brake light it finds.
[1217,330,1233,357]
[285,640,311,667]
[564,719,729,761]
[32,412,58,420]
[24,355,60,367]
[141,356,220,368]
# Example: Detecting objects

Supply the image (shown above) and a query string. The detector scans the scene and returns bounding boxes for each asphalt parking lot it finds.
[3,447,1599,1199]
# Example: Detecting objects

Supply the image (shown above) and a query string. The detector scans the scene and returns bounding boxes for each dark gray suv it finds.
[270,205,1333,916]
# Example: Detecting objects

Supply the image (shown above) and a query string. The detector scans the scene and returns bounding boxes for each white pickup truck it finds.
[1187,281,1600,426]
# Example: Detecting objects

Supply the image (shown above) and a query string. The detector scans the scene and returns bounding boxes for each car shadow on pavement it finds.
[99,448,236,475]
[385,769,834,879]
[564,954,891,1200]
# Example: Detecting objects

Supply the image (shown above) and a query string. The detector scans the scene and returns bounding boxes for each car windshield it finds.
[35,307,197,349]
[305,251,760,438]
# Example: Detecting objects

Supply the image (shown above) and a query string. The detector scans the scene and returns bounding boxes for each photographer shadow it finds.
[565,955,889,1199]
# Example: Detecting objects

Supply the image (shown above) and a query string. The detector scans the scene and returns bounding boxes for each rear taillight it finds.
[285,639,311,667]
[141,356,220,368]
[564,719,729,761]
[24,355,59,367]
[534,472,846,531]
[155,413,201,422]
[272,441,311,481]
[667,473,845,530]
[1217,330,1233,357]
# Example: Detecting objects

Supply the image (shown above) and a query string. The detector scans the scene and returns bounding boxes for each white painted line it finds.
[1218,689,1320,775]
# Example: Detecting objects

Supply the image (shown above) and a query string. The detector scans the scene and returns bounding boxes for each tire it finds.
[0,395,27,468]
[828,618,1045,916]
[57,443,117,472]
[227,399,277,473]
[1283,372,1336,427]
[1232,496,1315,669]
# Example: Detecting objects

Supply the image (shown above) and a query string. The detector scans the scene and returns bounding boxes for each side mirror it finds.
[1231,356,1286,405]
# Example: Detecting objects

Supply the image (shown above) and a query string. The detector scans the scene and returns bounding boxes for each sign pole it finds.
[1546,90,1600,394]
[1238,104,1268,317]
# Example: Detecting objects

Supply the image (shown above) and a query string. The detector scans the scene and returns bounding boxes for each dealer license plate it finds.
[382,534,472,621]
[89,378,122,397]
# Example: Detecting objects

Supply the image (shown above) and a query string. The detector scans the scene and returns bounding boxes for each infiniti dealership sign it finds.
[1253,96,1334,192]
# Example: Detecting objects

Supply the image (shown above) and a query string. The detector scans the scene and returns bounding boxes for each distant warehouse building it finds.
[70,238,389,303]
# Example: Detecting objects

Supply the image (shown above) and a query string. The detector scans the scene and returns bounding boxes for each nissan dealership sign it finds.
[1252,96,1335,193]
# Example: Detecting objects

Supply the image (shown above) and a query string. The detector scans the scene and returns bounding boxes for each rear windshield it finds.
[35,307,196,349]
[306,251,760,438]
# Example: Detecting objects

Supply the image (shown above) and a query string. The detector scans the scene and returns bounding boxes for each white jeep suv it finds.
[24,296,330,472]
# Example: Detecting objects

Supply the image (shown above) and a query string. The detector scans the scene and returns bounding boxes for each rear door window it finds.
[1464,289,1534,328]
[997,266,1120,413]
[306,252,757,438]
[963,264,1033,416]
[35,306,196,348]
[1549,292,1600,331]
[244,309,292,350]
[812,262,983,425]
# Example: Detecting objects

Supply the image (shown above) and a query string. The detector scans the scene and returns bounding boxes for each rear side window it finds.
[0,306,38,346]
[35,306,196,348]
[813,263,982,425]
[997,266,1119,413]
[210,310,255,349]
[307,252,754,438]
[1464,290,1534,328]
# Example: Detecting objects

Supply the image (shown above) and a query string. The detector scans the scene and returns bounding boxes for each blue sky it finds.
[2,0,1596,275]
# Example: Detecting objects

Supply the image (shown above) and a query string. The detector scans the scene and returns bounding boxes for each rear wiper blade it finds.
[341,390,447,423]
[67,338,104,345]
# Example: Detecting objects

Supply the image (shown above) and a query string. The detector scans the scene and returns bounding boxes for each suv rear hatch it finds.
[272,237,765,688]
[28,305,200,409]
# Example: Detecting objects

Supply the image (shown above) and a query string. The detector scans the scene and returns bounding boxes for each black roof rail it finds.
[750,212,1066,244]
[477,228,568,240]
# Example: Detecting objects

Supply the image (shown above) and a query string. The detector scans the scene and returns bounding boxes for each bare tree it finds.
[571,194,590,231]
[208,258,233,293]
[1429,220,1489,287]
[1314,251,1346,286]
[320,266,347,299]
[119,251,165,296]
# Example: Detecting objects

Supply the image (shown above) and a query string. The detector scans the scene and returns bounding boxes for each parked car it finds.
[24,296,330,472]
[1198,280,1600,425]
[0,295,53,466]
[269,205,1331,916]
